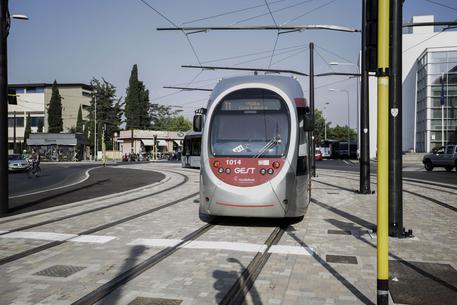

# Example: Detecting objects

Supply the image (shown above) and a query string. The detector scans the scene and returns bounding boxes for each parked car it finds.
[422,144,457,172]
[314,148,323,161]
[8,154,30,172]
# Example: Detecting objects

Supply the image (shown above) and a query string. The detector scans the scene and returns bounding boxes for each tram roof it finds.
[210,75,305,104]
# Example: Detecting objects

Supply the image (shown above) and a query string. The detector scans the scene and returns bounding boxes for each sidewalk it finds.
[247,169,457,305]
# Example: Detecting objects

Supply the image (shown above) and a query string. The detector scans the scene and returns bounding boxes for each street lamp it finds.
[324,102,330,141]
[329,61,360,148]
[329,88,350,158]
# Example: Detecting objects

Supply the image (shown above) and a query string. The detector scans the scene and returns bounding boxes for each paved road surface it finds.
[7,164,165,214]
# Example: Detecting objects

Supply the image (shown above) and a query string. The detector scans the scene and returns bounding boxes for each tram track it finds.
[0,189,199,266]
[315,172,457,213]
[72,223,215,305]
[219,224,288,305]
[0,169,193,231]
[317,171,457,195]
[72,223,288,305]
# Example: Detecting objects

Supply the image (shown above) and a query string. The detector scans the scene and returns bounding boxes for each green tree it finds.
[76,104,84,133]
[37,118,43,133]
[47,80,63,133]
[155,116,192,131]
[24,113,32,144]
[150,104,182,129]
[86,78,123,150]
[124,64,150,129]
[327,125,357,141]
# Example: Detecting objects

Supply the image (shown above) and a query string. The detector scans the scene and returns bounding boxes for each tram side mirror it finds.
[193,115,203,132]
[303,107,314,132]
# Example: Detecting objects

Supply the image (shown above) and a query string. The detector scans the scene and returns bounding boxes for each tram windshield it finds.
[210,89,290,157]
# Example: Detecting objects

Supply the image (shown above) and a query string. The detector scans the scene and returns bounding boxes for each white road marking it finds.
[9,166,102,199]
[342,160,350,165]
[70,235,117,244]
[268,245,314,256]
[183,241,267,253]
[2,231,77,241]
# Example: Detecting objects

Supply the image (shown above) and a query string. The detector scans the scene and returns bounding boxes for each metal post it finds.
[13,110,16,153]
[360,0,371,194]
[0,0,8,214]
[377,0,390,303]
[309,42,315,177]
[102,123,106,167]
[345,90,350,158]
[94,95,97,161]
[388,0,404,238]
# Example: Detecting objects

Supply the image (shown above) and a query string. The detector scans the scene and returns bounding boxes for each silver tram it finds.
[181,131,201,168]
[193,75,313,219]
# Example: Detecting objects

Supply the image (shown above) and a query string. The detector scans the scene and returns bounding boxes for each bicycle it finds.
[27,160,41,178]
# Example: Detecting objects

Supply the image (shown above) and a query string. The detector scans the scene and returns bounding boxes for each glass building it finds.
[416,49,457,152]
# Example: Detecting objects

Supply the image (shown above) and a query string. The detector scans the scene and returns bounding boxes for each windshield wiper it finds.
[253,136,281,158]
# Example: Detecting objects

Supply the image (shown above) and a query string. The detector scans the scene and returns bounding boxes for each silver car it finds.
[422,145,457,172]
[8,154,30,172]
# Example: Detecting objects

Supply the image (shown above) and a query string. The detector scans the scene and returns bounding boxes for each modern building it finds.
[7,82,92,153]
[118,129,186,156]
[368,15,457,157]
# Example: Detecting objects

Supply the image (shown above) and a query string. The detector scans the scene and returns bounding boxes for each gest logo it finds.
[234,167,255,174]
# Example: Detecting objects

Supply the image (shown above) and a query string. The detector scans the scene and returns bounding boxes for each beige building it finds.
[8,83,92,152]
[118,129,186,156]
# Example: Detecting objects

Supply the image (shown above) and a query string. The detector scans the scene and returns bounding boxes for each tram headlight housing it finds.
[218,167,224,174]
[272,161,280,169]
[267,168,274,175]
[225,168,231,174]
[213,160,220,168]
[260,168,267,175]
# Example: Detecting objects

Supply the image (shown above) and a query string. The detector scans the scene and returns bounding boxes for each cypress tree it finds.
[125,64,150,130]
[48,80,63,133]
[76,104,83,133]
[24,113,32,144]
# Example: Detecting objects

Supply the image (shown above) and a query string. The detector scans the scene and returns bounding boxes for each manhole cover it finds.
[326,255,358,264]
[128,297,183,305]
[34,265,86,278]
[390,260,457,305]
[328,229,352,235]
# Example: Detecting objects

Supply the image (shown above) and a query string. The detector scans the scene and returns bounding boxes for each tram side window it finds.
[296,108,308,176]
[191,138,201,156]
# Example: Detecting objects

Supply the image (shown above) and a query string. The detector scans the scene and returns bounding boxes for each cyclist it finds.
[30,149,41,171]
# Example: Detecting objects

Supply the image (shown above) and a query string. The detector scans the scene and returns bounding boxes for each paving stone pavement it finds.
[0,164,455,305]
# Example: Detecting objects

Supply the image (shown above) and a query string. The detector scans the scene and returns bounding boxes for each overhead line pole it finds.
[309,42,316,177]
[376,0,390,303]
[389,0,405,238]
[360,0,371,194]
[0,0,8,215]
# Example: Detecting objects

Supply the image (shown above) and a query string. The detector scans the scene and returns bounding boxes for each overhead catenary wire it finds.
[283,0,338,25]
[233,0,315,25]
[137,0,203,66]
[181,0,287,25]
[315,44,355,65]
[425,0,457,12]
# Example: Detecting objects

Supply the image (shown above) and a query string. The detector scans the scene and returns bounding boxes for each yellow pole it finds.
[377,0,390,304]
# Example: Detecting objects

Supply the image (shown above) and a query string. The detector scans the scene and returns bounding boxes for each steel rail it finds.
[219,224,288,305]
[72,223,215,305]
[0,189,199,266]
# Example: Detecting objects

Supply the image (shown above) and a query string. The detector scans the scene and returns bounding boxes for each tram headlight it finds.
[272,161,280,169]
[218,167,224,174]
[213,160,220,168]
[260,168,267,175]
[267,168,274,175]
[225,168,231,174]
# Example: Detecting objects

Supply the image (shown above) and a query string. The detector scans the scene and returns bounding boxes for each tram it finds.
[194,75,313,219]
[181,131,202,168]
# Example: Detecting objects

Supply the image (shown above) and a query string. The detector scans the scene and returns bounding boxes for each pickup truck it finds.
[422,144,457,172]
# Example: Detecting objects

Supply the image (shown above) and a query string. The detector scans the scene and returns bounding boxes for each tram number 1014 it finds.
[226,159,242,166]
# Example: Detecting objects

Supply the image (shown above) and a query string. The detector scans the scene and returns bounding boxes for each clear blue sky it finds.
[9,0,455,127]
